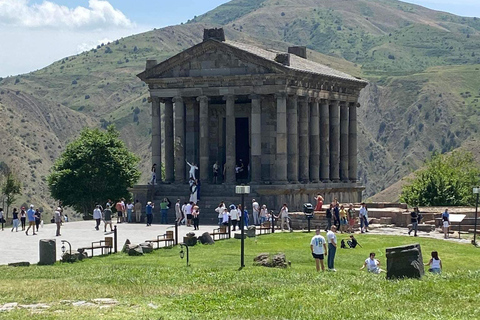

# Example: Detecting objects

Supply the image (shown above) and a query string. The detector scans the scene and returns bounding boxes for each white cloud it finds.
[77,38,113,53]
[0,0,134,29]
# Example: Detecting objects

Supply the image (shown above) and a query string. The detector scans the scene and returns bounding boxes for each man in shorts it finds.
[360,252,385,274]
[103,205,113,232]
[310,227,327,272]
[25,204,37,236]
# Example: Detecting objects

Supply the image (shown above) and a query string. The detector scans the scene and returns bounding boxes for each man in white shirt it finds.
[359,202,368,233]
[252,199,260,226]
[93,205,102,230]
[310,228,327,272]
[279,203,291,232]
[326,225,337,271]
[360,252,385,274]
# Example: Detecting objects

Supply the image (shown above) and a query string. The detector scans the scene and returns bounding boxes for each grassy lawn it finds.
[1,233,479,319]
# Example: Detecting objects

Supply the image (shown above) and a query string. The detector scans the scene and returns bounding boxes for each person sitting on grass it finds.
[425,251,442,274]
[347,234,362,248]
[310,227,327,272]
[360,252,385,274]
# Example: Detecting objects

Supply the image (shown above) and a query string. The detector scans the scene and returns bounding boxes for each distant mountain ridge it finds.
[1,0,480,210]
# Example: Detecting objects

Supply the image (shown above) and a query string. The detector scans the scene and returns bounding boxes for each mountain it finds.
[1,0,480,210]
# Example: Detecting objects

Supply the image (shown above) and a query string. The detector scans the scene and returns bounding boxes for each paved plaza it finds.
[0,221,221,265]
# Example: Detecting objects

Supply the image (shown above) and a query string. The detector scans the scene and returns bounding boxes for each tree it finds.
[2,172,22,218]
[48,125,140,219]
[400,151,480,206]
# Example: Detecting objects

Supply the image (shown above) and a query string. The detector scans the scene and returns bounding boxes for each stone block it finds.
[38,239,56,265]
[247,226,256,237]
[386,243,424,279]
[139,242,154,253]
[8,261,30,267]
[198,232,215,245]
[127,244,143,256]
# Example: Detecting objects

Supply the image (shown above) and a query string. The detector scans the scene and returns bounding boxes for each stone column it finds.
[298,97,310,183]
[164,98,174,182]
[320,99,330,182]
[173,96,185,183]
[275,92,288,183]
[250,94,262,183]
[340,101,349,181]
[348,102,358,182]
[224,95,236,184]
[197,96,209,182]
[309,98,320,183]
[287,95,299,183]
[151,97,161,183]
[329,100,340,182]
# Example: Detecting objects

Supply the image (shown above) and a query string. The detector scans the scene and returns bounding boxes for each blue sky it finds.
[1,0,480,77]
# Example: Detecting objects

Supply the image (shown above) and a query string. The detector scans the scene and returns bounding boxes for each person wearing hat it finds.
[103,204,113,232]
[54,207,62,236]
[25,204,37,236]
[145,201,154,226]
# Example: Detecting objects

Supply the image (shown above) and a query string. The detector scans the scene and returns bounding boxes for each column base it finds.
[311,179,320,183]
[289,180,299,184]
[321,179,331,183]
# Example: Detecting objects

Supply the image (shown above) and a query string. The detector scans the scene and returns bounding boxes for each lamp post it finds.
[473,187,479,246]
[236,185,250,269]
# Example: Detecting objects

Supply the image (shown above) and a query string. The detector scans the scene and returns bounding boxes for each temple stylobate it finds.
[135,28,368,214]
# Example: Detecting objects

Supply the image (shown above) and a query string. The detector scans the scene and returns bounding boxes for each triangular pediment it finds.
[138,40,287,80]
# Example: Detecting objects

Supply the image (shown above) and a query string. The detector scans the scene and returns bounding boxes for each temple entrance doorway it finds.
[235,117,250,182]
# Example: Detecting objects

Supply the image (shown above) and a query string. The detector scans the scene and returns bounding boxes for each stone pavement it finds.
[0,221,222,265]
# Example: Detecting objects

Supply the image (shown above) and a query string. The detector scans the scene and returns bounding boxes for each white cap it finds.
[30,204,34,208]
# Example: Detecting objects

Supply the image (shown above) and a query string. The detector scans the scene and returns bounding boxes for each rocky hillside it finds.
[1,0,480,210]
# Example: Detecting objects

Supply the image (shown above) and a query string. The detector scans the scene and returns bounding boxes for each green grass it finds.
[1,233,479,319]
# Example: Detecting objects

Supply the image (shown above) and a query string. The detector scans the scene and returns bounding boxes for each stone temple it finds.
[133,28,368,223]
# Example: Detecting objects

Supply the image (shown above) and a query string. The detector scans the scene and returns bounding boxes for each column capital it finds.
[196,95,209,103]
[222,94,235,102]
[159,97,172,104]
[274,92,287,99]
[329,99,339,106]
[172,96,183,104]
[339,101,348,107]
[249,93,261,100]
[288,95,298,102]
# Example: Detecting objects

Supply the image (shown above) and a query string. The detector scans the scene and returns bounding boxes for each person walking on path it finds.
[408,207,420,237]
[93,205,102,230]
[126,201,134,223]
[25,205,37,236]
[54,207,62,236]
[160,198,169,224]
[359,203,369,233]
[175,199,183,225]
[310,227,327,272]
[20,207,26,231]
[442,209,450,239]
[34,209,41,232]
[0,208,4,231]
[103,205,113,232]
[252,199,260,226]
[279,203,291,232]
[314,194,324,212]
[186,160,198,180]
[11,208,20,232]
[145,201,154,227]
[325,204,333,231]
[134,200,142,223]
[425,251,442,274]
[360,253,385,274]
[326,226,337,271]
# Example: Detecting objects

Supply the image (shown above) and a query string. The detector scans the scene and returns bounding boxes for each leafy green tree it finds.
[400,151,480,206]
[48,125,140,218]
[2,172,22,219]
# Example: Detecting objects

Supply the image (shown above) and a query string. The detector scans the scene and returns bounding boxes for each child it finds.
[425,251,442,274]
[360,252,385,274]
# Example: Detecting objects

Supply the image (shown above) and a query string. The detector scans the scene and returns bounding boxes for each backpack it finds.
[340,239,346,249]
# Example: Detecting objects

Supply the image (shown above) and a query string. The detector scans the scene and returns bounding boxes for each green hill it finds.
[1,0,480,209]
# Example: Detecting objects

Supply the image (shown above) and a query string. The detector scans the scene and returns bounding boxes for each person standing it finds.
[229,205,239,231]
[310,227,327,272]
[252,199,260,226]
[103,205,113,232]
[339,205,347,233]
[160,198,169,224]
[222,208,229,226]
[238,204,249,229]
[192,203,200,230]
[314,194,324,212]
[34,209,41,232]
[279,203,291,232]
[189,181,198,204]
[11,208,20,232]
[115,200,124,223]
[347,204,356,233]
[408,207,420,237]
[175,199,183,225]
[149,163,157,185]
[54,207,62,236]
[212,162,219,184]
[359,203,369,233]
[0,208,4,231]
[442,209,450,239]
[126,201,134,223]
[185,202,193,227]
[25,204,37,236]
[93,205,102,230]
[186,160,198,180]
[20,207,26,231]
[215,202,225,226]
[260,205,268,225]
[145,201,154,226]
[134,200,142,223]
[333,203,340,230]
[325,204,333,232]
[326,225,337,271]
[360,253,385,274]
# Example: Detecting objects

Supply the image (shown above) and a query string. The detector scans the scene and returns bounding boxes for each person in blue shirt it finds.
[146,201,154,226]
[25,204,37,236]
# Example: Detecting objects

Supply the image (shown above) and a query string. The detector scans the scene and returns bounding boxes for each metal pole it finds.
[474,192,479,246]
[272,212,275,234]
[228,216,231,239]
[114,225,118,253]
[175,220,179,245]
[241,193,245,268]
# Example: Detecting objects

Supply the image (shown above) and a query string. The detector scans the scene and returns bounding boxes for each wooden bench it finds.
[211,226,229,240]
[259,222,272,235]
[145,231,174,249]
[78,237,113,257]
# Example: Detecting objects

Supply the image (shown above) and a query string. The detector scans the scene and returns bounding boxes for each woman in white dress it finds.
[189,181,198,204]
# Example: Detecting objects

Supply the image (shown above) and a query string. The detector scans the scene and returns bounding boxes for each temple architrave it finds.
[133,28,368,221]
